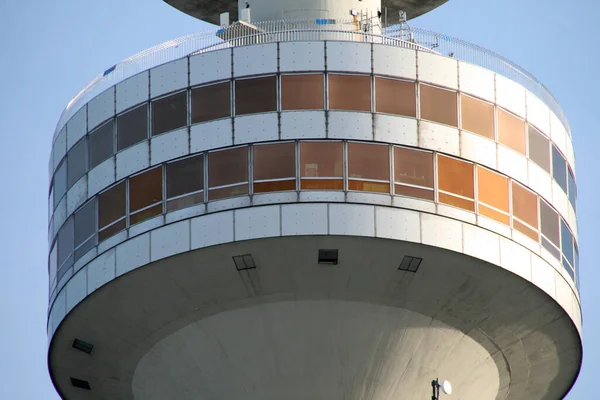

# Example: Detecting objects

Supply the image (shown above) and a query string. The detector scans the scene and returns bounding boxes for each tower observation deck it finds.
[46,0,582,399]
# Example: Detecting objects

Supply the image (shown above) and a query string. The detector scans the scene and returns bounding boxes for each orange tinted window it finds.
[437,155,474,199]
[512,182,538,228]
[347,142,390,181]
[498,108,526,155]
[461,94,494,139]
[477,166,509,212]
[129,167,163,213]
[420,84,457,127]
[394,147,433,188]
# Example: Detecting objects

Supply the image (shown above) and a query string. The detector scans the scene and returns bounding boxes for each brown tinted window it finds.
[512,182,538,228]
[253,142,296,193]
[461,95,494,139]
[329,74,371,111]
[394,147,433,188]
[437,155,474,210]
[152,92,187,136]
[419,84,457,127]
[117,104,148,151]
[166,155,204,211]
[208,147,248,199]
[498,108,526,155]
[540,199,560,246]
[98,181,126,228]
[348,142,390,193]
[89,120,114,169]
[129,167,163,214]
[477,166,509,224]
[67,138,88,188]
[375,77,416,117]
[300,141,343,190]
[191,82,230,124]
[235,76,277,115]
[281,74,324,110]
[98,219,126,242]
[528,125,550,172]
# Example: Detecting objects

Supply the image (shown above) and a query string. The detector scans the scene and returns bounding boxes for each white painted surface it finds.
[88,157,115,197]
[555,274,574,319]
[74,247,96,274]
[116,71,149,114]
[374,115,417,146]
[463,224,500,265]
[66,106,87,149]
[526,92,550,135]
[279,41,325,72]
[150,221,191,262]
[52,290,66,333]
[234,113,279,144]
[235,206,280,241]
[417,52,458,90]
[527,161,552,202]
[328,111,373,140]
[87,248,116,294]
[550,112,568,158]
[53,127,67,171]
[329,204,375,236]
[565,134,575,175]
[166,204,206,224]
[207,196,251,213]
[437,204,476,225]
[129,215,164,238]
[375,207,420,243]
[116,141,149,180]
[150,58,188,98]
[191,211,234,249]
[531,254,556,298]
[499,237,531,281]
[460,131,496,170]
[497,145,528,185]
[495,75,526,118]
[97,230,127,254]
[419,121,459,156]
[299,191,345,203]
[66,176,87,215]
[151,127,189,165]
[88,88,114,132]
[280,111,326,139]
[477,215,511,238]
[420,213,462,253]
[372,45,416,79]
[346,192,391,207]
[326,41,371,73]
[66,268,87,313]
[552,181,569,222]
[458,62,495,102]
[234,44,278,77]
[190,119,233,152]
[190,50,232,85]
[511,230,540,255]
[392,196,436,213]
[281,203,328,236]
[116,233,150,277]
[252,192,297,206]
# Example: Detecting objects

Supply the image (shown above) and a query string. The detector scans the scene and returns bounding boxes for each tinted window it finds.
[393,147,433,200]
[461,95,494,139]
[74,198,97,248]
[166,154,204,211]
[512,182,538,240]
[437,155,474,211]
[419,84,457,127]
[347,142,390,193]
[300,141,343,190]
[67,138,88,188]
[561,219,574,267]
[375,77,416,117]
[191,82,231,124]
[497,108,526,155]
[117,104,148,151]
[57,217,74,267]
[208,147,249,200]
[129,167,163,213]
[235,76,277,115]
[552,145,567,193]
[540,199,559,247]
[329,74,371,111]
[89,120,114,169]
[528,125,550,172]
[98,181,126,229]
[253,142,296,193]
[54,161,67,205]
[281,74,324,110]
[568,168,576,208]
[477,166,509,224]
[152,92,187,136]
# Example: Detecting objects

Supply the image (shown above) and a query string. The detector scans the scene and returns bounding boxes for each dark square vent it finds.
[233,254,256,271]
[318,249,339,265]
[72,339,93,354]
[398,256,422,272]
[70,378,91,390]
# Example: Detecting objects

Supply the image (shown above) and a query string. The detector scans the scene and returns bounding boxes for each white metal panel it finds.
[281,203,328,236]
[116,71,149,114]
[234,113,278,144]
[463,223,500,265]
[550,112,568,158]
[48,188,54,223]
[460,131,496,170]
[551,181,569,221]
[151,127,189,165]
[129,215,164,237]
[565,134,575,175]
[346,192,391,207]
[555,274,574,319]
[49,244,58,286]
[116,233,150,277]
[166,204,206,224]
[67,175,88,215]
[54,197,67,236]
[299,191,345,203]
[97,230,127,254]
[326,41,371,73]
[116,141,149,180]
[527,162,552,202]
[150,58,188,98]
[207,196,251,213]
[53,127,67,170]
[57,269,73,292]
[191,211,234,249]
[531,255,556,298]
[497,145,528,184]
[417,52,458,90]
[150,220,191,262]
[511,230,540,255]
[190,49,232,85]
[419,121,459,156]
[280,111,326,139]
[279,41,325,72]
[74,247,96,273]
[66,268,87,313]
[499,237,531,281]
[66,106,87,149]
[437,204,476,225]
[328,111,373,140]
[495,74,526,118]
[233,43,278,77]
[88,157,115,197]
[477,215,511,238]
[329,204,375,236]
[52,290,66,332]
[88,87,114,131]
[87,248,116,294]
[568,204,578,241]
[375,207,420,242]
[190,119,233,152]
[392,196,436,213]
[526,92,550,135]
[372,45,416,79]
[374,115,417,146]
[572,295,582,334]
[235,206,280,241]
[252,192,297,206]
[540,246,561,273]
[420,213,462,253]
[458,62,495,102]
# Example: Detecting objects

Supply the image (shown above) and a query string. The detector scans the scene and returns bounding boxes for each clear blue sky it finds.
[0,0,596,398]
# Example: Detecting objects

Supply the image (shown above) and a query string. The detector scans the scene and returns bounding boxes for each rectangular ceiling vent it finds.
[233,254,256,271]
[72,339,94,354]
[398,256,422,273]
[70,378,91,390]
[318,249,339,265]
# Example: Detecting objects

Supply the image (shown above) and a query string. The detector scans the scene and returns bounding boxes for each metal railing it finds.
[53,18,569,140]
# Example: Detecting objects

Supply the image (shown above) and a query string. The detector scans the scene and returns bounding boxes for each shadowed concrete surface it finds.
[49,235,581,399]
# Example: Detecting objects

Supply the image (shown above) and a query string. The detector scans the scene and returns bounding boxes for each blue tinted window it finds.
[552,145,567,193]
[563,256,575,280]
[560,219,574,267]
[567,168,576,209]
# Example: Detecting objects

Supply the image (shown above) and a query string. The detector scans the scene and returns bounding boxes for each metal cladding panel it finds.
[66,106,87,149]
[53,127,67,171]
[116,141,150,181]
[531,254,557,298]
[458,62,495,103]
[373,45,416,79]
[392,196,436,213]
[116,233,150,277]
[329,204,375,237]
[375,207,420,242]
[459,130,496,170]
[328,111,373,140]
[54,197,67,236]
[497,145,528,185]
[281,204,328,236]
[67,176,87,215]
[234,113,278,144]
[478,215,511,238]
[235,206,280,241]
[500,236,532,281]
[88,87,115,132]
[418,51,458,90]
[463,223,501,265]
[527,161,552,201]
[280,111,326,139]
[420,213,463,253]
[326,41,371,73]
[511,229,539,255]
[87,248,116,294]
[150,220,190,262]
[49,244,58,286]
[495,74,526,118]
[190,119,233,153]
[97,230,127,254]
[116,71,149,114]
[191,211,234,249]
[88,157,115,197]
[346,192,391,207]
[66,268,87,313]
[279,41,325,72]
[374,114,418,146]
[418,121,459,156]
[52,290,66,335]
[190,49,232,86]
[437,204,476,225]
[552,181,569,222]
[130,216,165,238]
[550,111,568,159]
[151,127,189,166]
[151,58,189,98]
[233,44,278,77]
[166,203,206,224]
[526,92,550,135]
